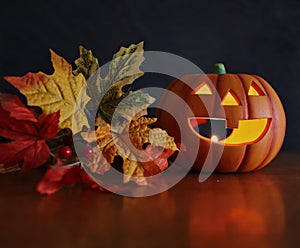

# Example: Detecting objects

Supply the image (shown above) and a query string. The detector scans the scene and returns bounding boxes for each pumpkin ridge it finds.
[251,75,274,170]
[236,74,249,120]
[252,75,285,170]
[212,73,221,115]
[235,74,253,172]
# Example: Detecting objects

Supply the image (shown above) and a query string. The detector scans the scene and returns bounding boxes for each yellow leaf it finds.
[93,42,148,124]
[4,50,90,133]
[106,41,145,94]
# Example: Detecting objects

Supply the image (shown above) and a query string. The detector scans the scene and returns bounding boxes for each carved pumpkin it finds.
[156,64,286,172]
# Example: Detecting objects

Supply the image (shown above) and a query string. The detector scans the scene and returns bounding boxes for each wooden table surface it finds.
[0,152,299,248]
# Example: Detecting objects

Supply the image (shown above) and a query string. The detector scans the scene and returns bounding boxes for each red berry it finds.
[58,146,73,159]
[79,145,93,158]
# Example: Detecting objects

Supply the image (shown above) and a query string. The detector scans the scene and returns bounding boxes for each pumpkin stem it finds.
[214,63,226,74]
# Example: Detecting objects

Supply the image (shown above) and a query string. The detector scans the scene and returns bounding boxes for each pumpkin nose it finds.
[221,90,241,106]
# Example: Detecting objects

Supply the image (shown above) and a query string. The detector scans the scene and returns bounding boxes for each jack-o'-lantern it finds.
[156,64,286,172]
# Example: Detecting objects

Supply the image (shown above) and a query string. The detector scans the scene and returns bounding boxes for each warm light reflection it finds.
[188,174,285,247]
[188,118,271,145]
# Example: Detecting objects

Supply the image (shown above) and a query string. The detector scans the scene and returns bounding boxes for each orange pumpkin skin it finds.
[156,71,286,172]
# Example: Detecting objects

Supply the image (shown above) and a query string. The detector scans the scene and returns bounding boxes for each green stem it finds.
[214,63,226,74]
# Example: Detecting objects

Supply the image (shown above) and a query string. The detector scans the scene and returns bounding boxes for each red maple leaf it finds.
[37,144,179,194]
[142,145,176,177]
[37,165,106,194]
[0,93,60,172]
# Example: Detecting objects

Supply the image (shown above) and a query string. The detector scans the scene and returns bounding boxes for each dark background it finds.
[1,0,299,152]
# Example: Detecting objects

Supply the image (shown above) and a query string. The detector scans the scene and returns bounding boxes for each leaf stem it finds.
[50,161,81,170]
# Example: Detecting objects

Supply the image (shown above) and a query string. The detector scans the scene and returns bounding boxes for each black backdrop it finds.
[1,0,299,152]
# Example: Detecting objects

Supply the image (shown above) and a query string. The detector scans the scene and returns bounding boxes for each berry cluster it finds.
[48,129,93,167]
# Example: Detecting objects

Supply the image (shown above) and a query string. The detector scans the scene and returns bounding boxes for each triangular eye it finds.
[248,81,265,96]
[221,89,241,106]
[192,82,212,95]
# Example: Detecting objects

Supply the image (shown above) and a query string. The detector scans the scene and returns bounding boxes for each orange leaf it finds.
[4,50,90,133]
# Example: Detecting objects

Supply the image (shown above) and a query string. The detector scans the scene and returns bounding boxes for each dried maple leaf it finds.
[83,42,151,124]
[143,145,176,173]
[103,41,144,94]
[92,117,178,184]
[4,50,90,133]
[73,46,99,79]
[0,93,60,172]
[98,41,144,99]
[79,143,111,175]
[37,166,82,194]
[36,165,106,195]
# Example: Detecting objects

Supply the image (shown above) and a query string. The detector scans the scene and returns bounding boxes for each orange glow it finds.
[192,82,212,95]
[229,208,267,235]
[221,90,240,106]
[224,118,270,145]
[188,118,271,145]
[248,85,260,96]
[248,82,265,96]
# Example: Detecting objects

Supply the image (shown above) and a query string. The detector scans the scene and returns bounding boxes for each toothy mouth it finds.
[188,117,271,145]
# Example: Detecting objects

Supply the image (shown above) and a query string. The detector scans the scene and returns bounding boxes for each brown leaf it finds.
[90,117,178,184]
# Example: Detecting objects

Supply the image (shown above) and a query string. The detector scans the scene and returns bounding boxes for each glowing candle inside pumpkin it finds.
[211,135,219,142]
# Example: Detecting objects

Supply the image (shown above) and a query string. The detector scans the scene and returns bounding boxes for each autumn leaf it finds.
[0,93,60,172]
[77,42,178,184]
[98,41,144,98]
[37,166,82,194]
[91,116,178,184]
[83,42,149,124]
[103,41,144,93]
[77,143,111,175]
[4,50,90,133]
[142,145,176,177]
[73,46,99,80]
[36,165,106,195]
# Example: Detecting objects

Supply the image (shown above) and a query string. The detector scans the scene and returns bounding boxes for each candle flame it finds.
[211,135,219,142]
